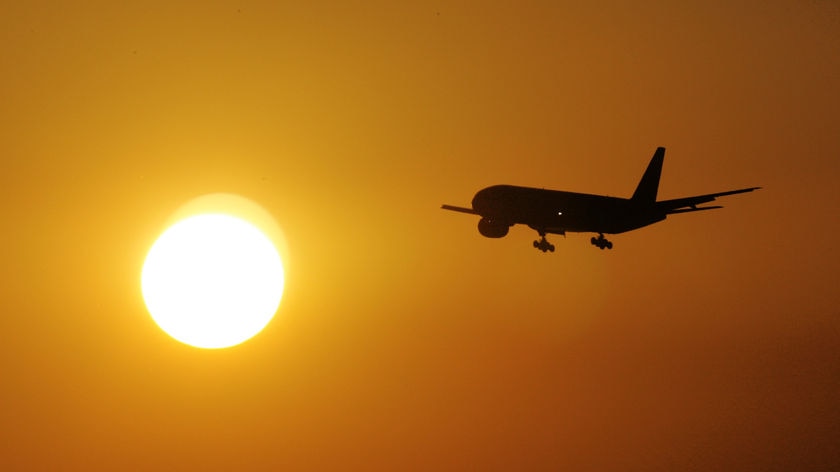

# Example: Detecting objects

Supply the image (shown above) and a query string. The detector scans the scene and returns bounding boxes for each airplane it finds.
[441,147,760,252]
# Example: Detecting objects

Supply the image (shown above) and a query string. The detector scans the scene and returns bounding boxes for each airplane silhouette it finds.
[442,147,760,252]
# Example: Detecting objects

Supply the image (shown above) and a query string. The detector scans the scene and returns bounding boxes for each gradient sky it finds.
[2,1,838,470]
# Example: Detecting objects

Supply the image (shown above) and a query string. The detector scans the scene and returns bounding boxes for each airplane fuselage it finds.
[472,185,665,236]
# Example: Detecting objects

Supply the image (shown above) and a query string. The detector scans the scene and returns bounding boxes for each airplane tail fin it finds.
[632,147,665,202]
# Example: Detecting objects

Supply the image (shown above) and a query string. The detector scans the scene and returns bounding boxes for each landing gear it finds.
[590,233,613,250]
[533,233,555,253]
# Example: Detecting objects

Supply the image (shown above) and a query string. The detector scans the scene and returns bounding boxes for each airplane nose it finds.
[471,188,491,213]
[472,186,504,215]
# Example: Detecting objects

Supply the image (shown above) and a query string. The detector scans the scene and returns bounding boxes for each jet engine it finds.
[477,217,509,238]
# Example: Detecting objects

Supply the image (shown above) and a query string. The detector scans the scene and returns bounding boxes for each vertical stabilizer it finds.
[632,147,665,202]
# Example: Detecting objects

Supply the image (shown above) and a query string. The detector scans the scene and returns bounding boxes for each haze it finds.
[1,1,838,470]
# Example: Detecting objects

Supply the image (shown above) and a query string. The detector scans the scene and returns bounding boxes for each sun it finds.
[141,212,285,349]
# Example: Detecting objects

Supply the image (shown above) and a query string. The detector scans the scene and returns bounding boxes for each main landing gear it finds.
[533,233,555,253]
[590,233,613,250]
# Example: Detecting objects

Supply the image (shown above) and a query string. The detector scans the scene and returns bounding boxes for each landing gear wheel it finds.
[534,235,554,253]
[590,233,613,250]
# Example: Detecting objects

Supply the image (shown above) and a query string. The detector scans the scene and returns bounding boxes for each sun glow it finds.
[142,211,285,349]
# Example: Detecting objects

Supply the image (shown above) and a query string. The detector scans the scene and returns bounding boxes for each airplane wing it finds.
[657,187,761,214]
[441,204,479,215]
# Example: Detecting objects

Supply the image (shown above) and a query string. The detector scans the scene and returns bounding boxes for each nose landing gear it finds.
[590,233,613,250]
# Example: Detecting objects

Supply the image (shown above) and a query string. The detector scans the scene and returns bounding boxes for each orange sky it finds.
[1,1,838,470]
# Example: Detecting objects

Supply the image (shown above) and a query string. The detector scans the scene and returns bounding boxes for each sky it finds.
[1,1,838,470]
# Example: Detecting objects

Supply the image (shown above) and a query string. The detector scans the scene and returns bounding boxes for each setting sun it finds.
[141,213,285,349]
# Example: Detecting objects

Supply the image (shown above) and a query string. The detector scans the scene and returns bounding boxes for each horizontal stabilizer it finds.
[659,187,761,214]
[668,205,723,214]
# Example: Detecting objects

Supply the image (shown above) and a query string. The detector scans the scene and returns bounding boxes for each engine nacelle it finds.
[477,217,509,238]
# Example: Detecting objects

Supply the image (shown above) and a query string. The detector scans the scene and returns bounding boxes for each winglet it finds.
[632,147,665,202]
